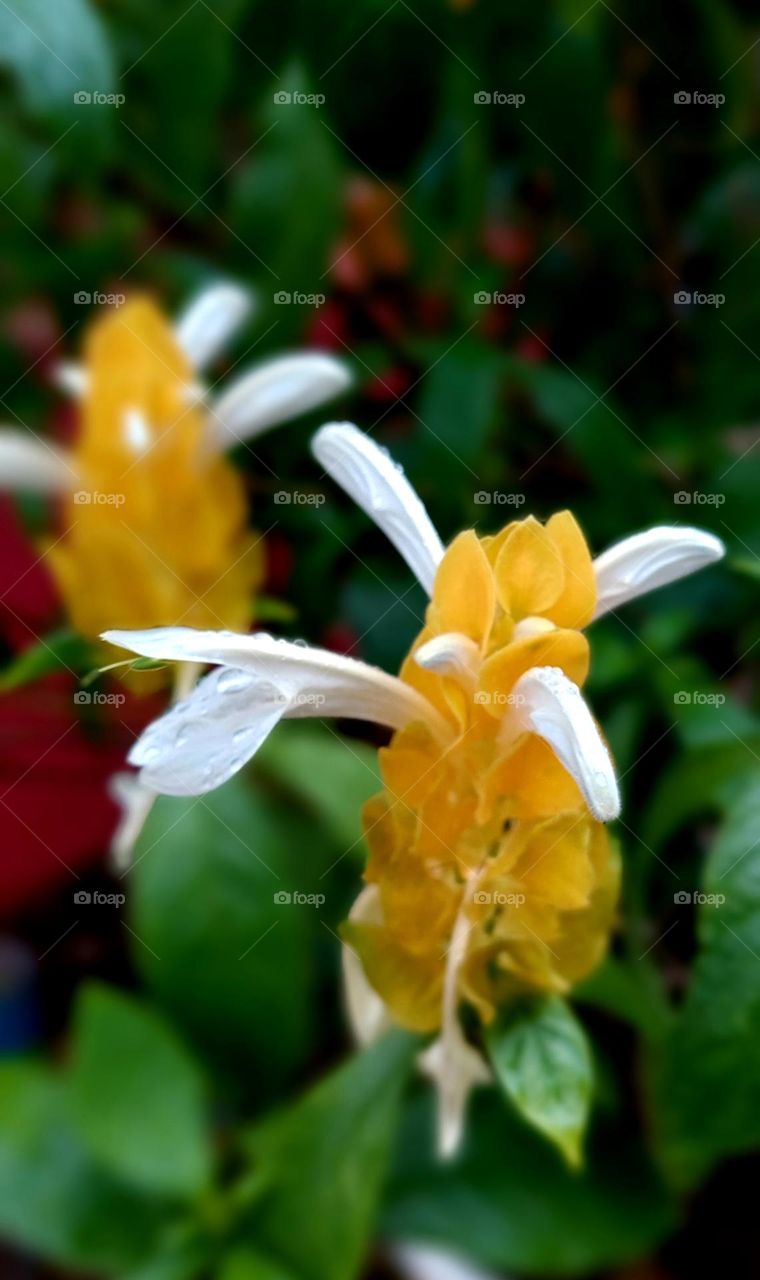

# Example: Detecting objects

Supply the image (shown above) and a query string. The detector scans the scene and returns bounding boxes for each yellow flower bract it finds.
[48,298,262,650]
[346,513,620,1031]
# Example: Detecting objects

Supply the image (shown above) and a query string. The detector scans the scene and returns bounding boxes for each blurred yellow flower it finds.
[48,297,261,641]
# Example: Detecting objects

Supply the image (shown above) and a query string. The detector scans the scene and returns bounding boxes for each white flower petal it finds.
[103,627,450,795]
[506,666,620,821]
[312,422,445,595]
[108,773,157,872]
[174,283,252,370]
[391,1244,500,1280]
[0,428,76,492]
[415,633,480,686]
[52,362,87,398]
[593,525,724,619]
[208,354,351,449]
[342,886,393,1045]
[127,665,288,795]
[418,1029,490,1159]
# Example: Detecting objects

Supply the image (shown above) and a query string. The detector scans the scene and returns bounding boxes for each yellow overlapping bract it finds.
[346,512,620,1032]
[48,298,261,653]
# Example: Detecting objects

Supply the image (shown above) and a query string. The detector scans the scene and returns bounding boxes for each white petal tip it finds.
[312,422,445,595]
[511,666,621,823]
[593,525,726,619]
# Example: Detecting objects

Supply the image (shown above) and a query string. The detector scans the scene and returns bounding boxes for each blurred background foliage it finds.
[0,0,759,1276]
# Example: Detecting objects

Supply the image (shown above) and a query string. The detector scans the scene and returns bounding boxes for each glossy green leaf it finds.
[69,984,212,1198]
[649,783,760,1186]
[0,1060,167,1271]
[243,1032,415,1280]
[130,775,328,1090]
[486,996,594,1167]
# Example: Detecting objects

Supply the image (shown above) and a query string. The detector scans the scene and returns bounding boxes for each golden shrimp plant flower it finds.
[103,422,723,1153]
[0,284,350,640]
[0,285,350,862]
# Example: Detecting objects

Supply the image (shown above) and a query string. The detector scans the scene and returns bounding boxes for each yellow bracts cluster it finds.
[48,298,261,643]
[346,514,620,1031]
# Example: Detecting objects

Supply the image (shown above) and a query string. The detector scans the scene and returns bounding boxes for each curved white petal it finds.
[52,361,87,398]
[415,633,480,686]
[108,773,157,872]
[313,423,445,595]
[126,665,289,795]
[391,1245,500,1280]
[0,428,76,492]
[342,886,393,1045]
[209,354,351,450]
[174,283,252,370]
[103,627,450,795]
[506,666,620,822]
[593,525,724,619]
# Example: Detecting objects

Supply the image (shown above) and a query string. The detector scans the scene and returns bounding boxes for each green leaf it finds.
[0,627,93,690]
[0,1060,166,1271]
[220,1247,298,1280]
[649,783,760,1186]
[416,342,503,466]
[130,775,327,1090]
[69,984,212,1199]
[486,996,593,1168]
[243,1032,415,1280]
[255,720,380,854]
[382,1092,678,1276]
[0,0,115,117]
